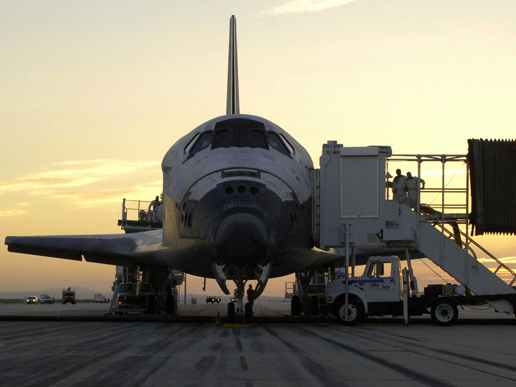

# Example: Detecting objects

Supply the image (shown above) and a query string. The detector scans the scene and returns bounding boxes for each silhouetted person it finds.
[247,284,255,306]
[392,169,408,202]
[148,195,160,222]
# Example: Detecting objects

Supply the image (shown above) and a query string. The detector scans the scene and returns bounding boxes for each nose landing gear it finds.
[212,263,271,322]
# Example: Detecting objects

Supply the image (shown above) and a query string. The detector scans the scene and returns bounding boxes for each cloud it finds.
[0,209,28,218]
[0,159,161,207]
[267,0,361,15]
[478,256,516,265]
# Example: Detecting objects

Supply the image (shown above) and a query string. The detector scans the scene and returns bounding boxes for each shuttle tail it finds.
[226,15,240,115]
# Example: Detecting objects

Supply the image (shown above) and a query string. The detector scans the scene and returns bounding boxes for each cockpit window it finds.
[280,134,295,155]
[249,130,267,149]
[267,132,290,156]
[213,129,234,148]
[212,118,268,150]
[189,132,213,156]
[186,119,294,159]
[184,133,200,154]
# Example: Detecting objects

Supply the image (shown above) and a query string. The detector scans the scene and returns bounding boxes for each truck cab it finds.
[327,255,470,326]
[327,256,403,324]
[62,287,76,304]
[358,257,401,303]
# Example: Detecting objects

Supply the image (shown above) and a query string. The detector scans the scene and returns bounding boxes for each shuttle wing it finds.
[5,230,169,267]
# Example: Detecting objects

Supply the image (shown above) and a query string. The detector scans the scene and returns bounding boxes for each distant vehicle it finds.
[26,296,38,304]
[62,287,76,304]
[115,282,156,314]
[94,294,109,303]
[40,295,53,304]
[206,296,221,304]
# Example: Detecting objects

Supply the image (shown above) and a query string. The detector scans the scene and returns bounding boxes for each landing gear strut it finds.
[213,263,271,322]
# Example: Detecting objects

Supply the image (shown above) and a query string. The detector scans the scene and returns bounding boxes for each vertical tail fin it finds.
[226,15,240,115]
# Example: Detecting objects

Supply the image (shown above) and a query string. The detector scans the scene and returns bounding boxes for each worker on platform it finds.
[392,169,408,203]
[406,172,425,207]
[148,195,161,222]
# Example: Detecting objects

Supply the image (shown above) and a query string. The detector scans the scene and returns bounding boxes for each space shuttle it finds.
[5,16,333,312]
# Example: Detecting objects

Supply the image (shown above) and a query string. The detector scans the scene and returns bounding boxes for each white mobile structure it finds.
[316,142,516,315]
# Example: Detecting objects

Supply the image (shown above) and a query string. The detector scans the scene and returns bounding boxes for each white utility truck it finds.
[327,255,503,326]
[94,294,109,303]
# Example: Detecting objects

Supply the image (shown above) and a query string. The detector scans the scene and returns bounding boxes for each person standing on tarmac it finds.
[246,284,255,306]
[392,169,408,202]
[172,282,179,314]
[406,172,425,207]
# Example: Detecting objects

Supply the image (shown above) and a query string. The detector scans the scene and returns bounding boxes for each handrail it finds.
[386,153,516,286]
[433,220,516,286]
[432,221,477,261]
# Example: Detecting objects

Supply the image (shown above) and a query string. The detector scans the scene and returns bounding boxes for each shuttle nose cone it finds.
[215,213,268,265]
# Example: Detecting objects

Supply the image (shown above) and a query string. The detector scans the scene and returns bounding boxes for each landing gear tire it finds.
[166,295,175,314]
[147,296,156,314]
[245,302,253,323]
[334,298,364,326]
[309,296,320,316]
[227,302,235,323]
[291,295,301,316]
[431,298,458,326]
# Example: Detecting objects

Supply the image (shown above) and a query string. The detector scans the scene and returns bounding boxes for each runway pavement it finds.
[1,299,514,322]
[1,319,516,387]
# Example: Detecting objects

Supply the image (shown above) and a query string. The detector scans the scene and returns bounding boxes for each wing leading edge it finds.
[5,230,170,267]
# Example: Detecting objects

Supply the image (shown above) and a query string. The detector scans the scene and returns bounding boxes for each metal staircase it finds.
[433,220,516,286]
[395,204,516,296]
[387,153,516,290]
[317,144,516,314]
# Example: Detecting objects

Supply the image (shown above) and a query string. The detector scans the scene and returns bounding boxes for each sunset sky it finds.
[1,0,515,297]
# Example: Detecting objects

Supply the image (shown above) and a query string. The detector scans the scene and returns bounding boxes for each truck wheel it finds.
[431,298,458,326]
[291,295,301,316]
[334,298,364,326]
[227,302,236,323]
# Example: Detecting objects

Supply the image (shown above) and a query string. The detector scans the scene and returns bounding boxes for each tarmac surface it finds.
[1,299,515,321]
[1,302,516,386]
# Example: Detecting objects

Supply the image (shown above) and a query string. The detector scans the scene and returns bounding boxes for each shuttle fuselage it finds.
[160,114,315,279]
